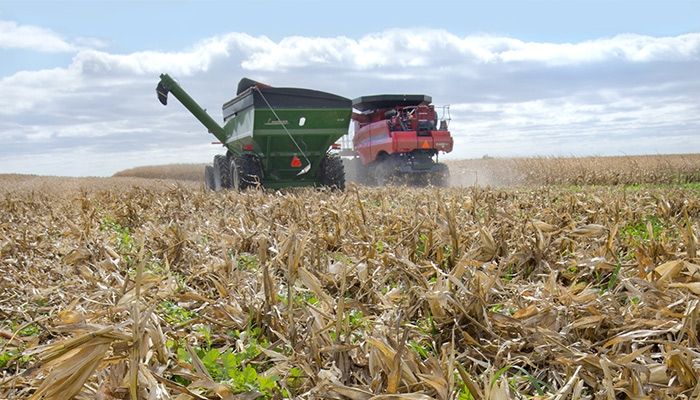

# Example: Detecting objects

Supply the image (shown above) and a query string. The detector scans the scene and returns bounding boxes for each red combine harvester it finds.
[350,94,453,186]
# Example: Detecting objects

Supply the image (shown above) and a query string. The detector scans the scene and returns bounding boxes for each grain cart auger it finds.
[156,73,352,190]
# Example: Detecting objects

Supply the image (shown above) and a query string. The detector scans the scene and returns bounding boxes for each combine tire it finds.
[236,155,263,190]
[204,165,216,191]
[373,159,395,186]
[428,163,450,187]
[317,154,345,190]
[213,154,233,190]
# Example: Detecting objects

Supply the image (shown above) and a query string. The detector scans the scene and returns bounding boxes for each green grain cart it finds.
[156,74,352,190]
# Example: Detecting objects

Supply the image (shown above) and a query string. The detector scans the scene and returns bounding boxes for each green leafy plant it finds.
[159,301,195,325]
[416,314,438,336]
[100,216,134,253]
[408,340,434,360]
[195,324,213,350]
[607,263,622,292]
[0,351,15,369]
[457,387,475,400]
[236,252,259,271]
[286,367,304,389]
[348,309,366,330]
[18,324,40,337]
[415,233,429,258]
[375,240,385,253]
[196,334,278,397]
[0,350,33,370]
[621,216,664,242]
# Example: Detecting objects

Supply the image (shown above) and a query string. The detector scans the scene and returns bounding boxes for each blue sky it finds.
[3,1,698,45]
[1,0,699,175]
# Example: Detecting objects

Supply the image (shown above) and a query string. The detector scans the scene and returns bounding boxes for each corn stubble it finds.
[1,178,699,399]
[448,154,700,186]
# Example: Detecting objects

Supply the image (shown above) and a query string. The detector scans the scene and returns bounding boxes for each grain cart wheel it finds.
[238,155,263,190]
[204,165,216,191]
[317,154,345,190]
[228,158,241,190]
[213,154,233,190]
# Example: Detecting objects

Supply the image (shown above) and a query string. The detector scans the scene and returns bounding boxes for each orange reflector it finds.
[331,143,341,149]
[291,155,302,168]
[421,140,430,149]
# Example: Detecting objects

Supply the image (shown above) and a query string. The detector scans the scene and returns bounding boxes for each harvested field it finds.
[1,174,699,399]
[112,154,700,187]
[0,174,199,196]
[448,154,700,187]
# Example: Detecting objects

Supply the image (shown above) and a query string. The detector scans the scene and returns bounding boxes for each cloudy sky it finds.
[1,0,699,176]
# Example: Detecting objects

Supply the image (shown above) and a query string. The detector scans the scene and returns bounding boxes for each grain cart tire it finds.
[317,154,345,190]
[237,155,263,190]
[213,154,233,190]
[229,158,241,190]
[204,165,216,191]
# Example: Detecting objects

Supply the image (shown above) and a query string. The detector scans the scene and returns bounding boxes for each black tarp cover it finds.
[223,78,351,119]
[352,94,432,112]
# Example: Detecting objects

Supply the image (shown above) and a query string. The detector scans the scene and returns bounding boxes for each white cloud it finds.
[0,67,82,115]
[447,91,700,158]
[497,33,700,65]
[5,28,695,78]
[0,25,699,175]
[0,20,107,53]
[0,143,221,177]
[236,30,700,70]
[0,20,76,52]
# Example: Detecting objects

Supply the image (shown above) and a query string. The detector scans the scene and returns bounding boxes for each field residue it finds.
[1,172,699,398]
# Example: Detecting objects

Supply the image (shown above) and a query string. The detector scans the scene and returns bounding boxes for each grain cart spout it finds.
[156,73,227,144]
[156,73,352,190]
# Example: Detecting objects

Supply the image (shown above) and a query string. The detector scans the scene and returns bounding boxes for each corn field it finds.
[448,154,700,186]
[1,168,699,399]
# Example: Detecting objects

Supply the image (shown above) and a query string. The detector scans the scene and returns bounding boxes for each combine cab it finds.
[351,94,453,186]
[156,74,351,190]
